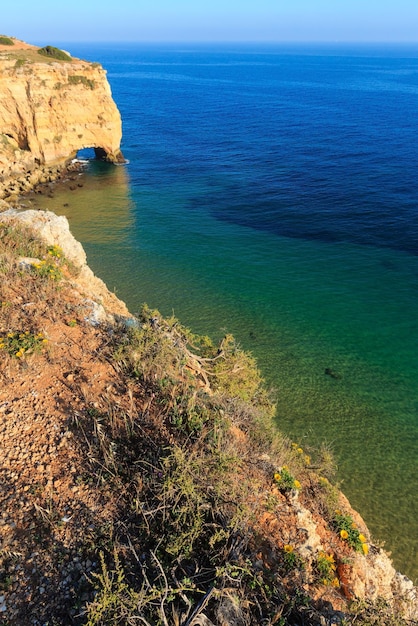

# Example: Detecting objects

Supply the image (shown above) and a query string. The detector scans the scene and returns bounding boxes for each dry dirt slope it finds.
[0,209,417,625]
[0,211,134,623]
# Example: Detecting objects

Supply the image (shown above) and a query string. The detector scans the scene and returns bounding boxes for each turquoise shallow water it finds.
[28,160,418,581]
[32,42,418,581]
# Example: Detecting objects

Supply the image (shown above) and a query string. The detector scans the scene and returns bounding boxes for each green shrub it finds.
[0,222,45,258]
[0,36,14,46]
[273,465,301,492]
[282,545,304,571]
[37,45,71,61]
[314,552,339,587]
[0,330,47,359]
[68,74,96,89]
[333,510,369,555]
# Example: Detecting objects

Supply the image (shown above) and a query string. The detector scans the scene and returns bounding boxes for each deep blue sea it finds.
[41,43,418,580]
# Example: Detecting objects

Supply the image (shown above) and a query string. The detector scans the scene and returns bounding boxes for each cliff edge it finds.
[0,209,416,625]
[0,37,123,201]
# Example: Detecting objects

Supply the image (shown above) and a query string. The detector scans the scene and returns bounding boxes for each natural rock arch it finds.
[93,146,125,163]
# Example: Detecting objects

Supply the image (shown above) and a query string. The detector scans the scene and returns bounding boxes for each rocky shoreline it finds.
[0,158,87,207]
[0,36,123,209]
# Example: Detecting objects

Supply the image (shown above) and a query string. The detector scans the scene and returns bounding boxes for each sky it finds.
[3,0,418,44]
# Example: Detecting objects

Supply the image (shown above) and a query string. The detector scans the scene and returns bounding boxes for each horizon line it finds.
[52,39,418,45]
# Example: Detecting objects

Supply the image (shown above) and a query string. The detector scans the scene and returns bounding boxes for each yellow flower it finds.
[0,343,4,349]
[284,545,294,553]
[331,577,340,588]
[335,509,342,516]
[15,350,23,358]
[7,332,14,338]
[297,447,303,454]
[274,472,281,482]
[362,543,369,556]
[359,533,367,543]
[340,529,349,540]
[293,480,301,489]
[304,455,311,465]
[291,442,298,449]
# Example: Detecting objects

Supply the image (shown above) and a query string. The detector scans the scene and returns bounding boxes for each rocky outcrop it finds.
[293,492,417,621]
[0,39,123,200]
[0,209,130,321]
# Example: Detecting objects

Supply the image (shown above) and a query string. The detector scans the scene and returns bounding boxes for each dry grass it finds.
[0,220,415,626]
[0,43,83,67]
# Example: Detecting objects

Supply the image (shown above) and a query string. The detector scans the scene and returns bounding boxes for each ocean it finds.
[35,42,418,581]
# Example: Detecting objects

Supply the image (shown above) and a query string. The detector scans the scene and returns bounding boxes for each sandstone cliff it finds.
[0,39,123,200]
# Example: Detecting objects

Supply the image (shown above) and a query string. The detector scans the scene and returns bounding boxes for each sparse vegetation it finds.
[315,551,339,587]
[0,220,46,259]
[274,465,301,492]
[37,45,71,62]
[0,330,47,359]
[68,74,96,89]
[333,510,369,554]
[0,36,14,46]
[31,257,63,281]
[345,597,417,625]
[282,545,303,572]
[0,216,415,625]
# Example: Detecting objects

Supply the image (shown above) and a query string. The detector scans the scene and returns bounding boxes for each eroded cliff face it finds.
[0,40,123,197]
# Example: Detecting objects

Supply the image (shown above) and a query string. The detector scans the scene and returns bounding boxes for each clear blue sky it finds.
[3,0,418,44]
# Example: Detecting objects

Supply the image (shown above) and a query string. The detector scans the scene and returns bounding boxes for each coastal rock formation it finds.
[0,38,123,199]
[0,208,130,321]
